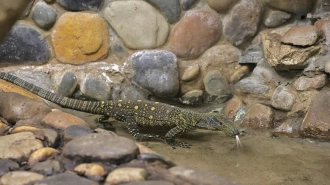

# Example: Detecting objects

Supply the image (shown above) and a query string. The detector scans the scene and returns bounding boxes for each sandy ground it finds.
[68,108,330,185]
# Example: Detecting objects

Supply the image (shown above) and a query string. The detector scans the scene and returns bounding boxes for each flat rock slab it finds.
[0,171,44,185]
[34,172,97,185]
[62,133,139,164]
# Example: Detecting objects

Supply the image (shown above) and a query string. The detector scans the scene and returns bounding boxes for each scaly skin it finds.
[0,72,239,148]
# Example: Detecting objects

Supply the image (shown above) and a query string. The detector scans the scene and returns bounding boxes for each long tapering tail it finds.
[0,72,107,115]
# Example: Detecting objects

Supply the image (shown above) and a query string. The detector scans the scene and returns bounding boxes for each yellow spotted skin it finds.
[0,72,239,148]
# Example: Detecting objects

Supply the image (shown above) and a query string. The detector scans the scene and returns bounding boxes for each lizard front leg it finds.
[165,125,194,149]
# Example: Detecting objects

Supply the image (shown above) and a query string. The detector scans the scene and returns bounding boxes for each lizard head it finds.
[196,113,239,137]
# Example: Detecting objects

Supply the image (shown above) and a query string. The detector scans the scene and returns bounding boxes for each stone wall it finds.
[1,0,330,139]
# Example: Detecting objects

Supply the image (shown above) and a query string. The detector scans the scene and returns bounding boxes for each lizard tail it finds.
[0,72,107,114]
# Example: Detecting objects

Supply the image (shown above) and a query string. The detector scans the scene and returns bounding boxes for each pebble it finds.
[222,96,244,119]
[30,160,63,176]
[80,76,112,100]
[263,10,291,28]
[42,110,90,130]
[223,0,262,46]
[293,74,327,91]
[62,133,139,164]
[203,70,230,96]
[0,159,19,176]
[28,147,60,166]
[32,1,57,29]
[131,50,179,98]
[0,171,44,185]
[0,24,50,64]
[271,85,296,111]
[169,7,222,59]
[206,0,238,11]
[74,163,107,181]
[179,90,204,105]
[34,172,98,185]
[63,125,94,142]
[181,65,200,82]
[230,65,250,84]
[103,1,169,49]
[105,167,148,185]
[234,77,270,97]
[281,25,321,46]
[264,0,315,15]
[181,0,198,10]
[0,132,44,162]
[57,71,78,97]
[42,128,60,147]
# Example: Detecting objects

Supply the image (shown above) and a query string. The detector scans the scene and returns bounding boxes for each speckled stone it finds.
[59,0,103,11]
[51,12,109,64]
[131,50,179,98]
[169,7,222,59]
[146,0,181,23]
[0,24,50,64]
[32,1,57,29]
[223,0,262,46]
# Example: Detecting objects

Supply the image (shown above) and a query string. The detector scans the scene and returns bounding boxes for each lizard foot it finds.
[95,116,112,127]
[166,138,192,149]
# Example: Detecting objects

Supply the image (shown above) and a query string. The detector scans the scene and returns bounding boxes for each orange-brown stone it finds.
[42,110,90,130]
[51,12,109,64]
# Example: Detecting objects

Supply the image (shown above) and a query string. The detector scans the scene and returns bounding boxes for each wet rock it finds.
[19,0,34,20]
[57,71,78,97]
[32,1,57,29]
[131,50,179,98]
[169,166,241,185]
[263,10,291,28]
[105,167,148,185]
[146,0,181,23]
[242,103,274,129]
[203,70,230,97]
[206,0,237,11]
[34,172,97,185]
[64,125,93,141]
[42,111,90,130]
[80,76,112,100]
[42,128,60,147]
[274,111,304,135]
[11,70,53,91]
[181,0,198,10]
[0,132,44,162]
[229,65,250,84]
[74,163,106,181]
[181,65,200,82]
[0,24,50,64]
[123,181,174,185]
[223,0,262,46]
[200,44,240,81]
[30,160,63,176]
[271,85,296,111]
[28,147,60,166]
[62,133,139,164]
[52,12,109,64]
[234,77,270,98]
[300,88,330,140]
[104,1,169,49]
[281,25,321,46]
[59,0,103,11]
[169,7,222,59]
[264,0,315,15]
[223,96,244,119]
[260,29,322,70]
[293,74,327,91]
[0,171,44,185]
[138,153,176,168]
[0,159,19,176]
[179,90,204,105]
[0,92,51,123]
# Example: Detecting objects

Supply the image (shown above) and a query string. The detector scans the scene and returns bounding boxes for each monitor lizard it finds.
[0,72,239,148]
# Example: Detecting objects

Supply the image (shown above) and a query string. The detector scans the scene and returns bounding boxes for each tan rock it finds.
[42,110,90,130]
[169,7,222,59]
[229,65,250,84]
[242,103,274,129]
[103,1,169,49]
[0,171,44,185]
[260,29,322,70]
[105,167,147,185]
[74,163,107,181]
[300,88,330,140]
[281,25,321,46]
[293,74,327,91]
[28,147,60,166]
[315,19,330,45]
[223,96,244,119]
[51,12,109,64]
[181,65,200,82]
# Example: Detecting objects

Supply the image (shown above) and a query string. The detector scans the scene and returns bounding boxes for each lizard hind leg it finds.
[94,115,112,127]
[165,125,193,149]
[125,117,165,141]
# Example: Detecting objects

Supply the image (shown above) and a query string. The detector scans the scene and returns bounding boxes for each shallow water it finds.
[69,108,330,185]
